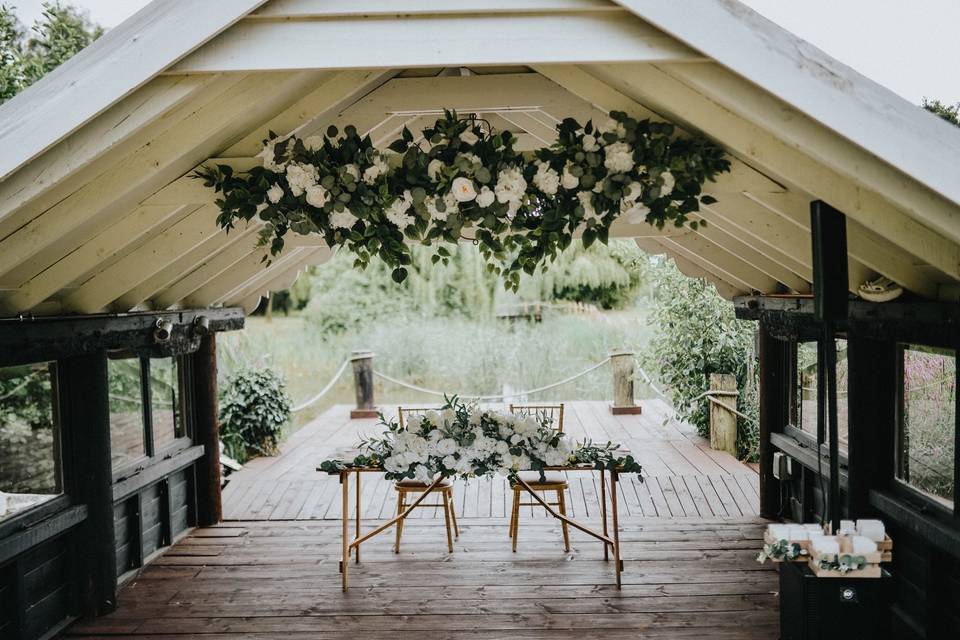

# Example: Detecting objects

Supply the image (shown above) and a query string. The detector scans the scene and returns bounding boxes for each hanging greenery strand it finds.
[196,110,730,290]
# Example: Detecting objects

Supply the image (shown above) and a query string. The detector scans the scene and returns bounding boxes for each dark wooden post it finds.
[846,338,897,516]
[193,334,222,526]
[758,322,790,519]
[350,350,378,419]
[59,352,117,616]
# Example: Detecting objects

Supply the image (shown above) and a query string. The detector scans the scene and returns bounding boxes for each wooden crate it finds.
[808,549,882,578]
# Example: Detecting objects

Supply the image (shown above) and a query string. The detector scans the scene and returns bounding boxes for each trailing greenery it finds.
[0,2,102,103]
[218,366,292,463]
[198,110,729,290]
[757,539,808,564]
[922,97,960,127]
[642,256,759,461]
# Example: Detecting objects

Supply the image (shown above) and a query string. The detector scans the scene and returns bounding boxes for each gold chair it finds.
[507,403,570,552]
[393,406,460,553]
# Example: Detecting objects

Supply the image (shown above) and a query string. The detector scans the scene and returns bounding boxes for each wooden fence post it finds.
[609,349,642,415]
[708,373,738,456]
[194,334,222,527]
[350,350,378,419]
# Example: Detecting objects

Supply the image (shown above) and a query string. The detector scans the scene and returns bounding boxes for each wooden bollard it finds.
[350,350,378,419]
[610,349,642,415]
[708,373,738,456]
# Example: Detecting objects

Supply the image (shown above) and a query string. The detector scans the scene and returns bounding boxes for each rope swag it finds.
[197,110,730,289]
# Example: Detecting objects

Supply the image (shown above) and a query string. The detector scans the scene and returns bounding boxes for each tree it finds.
[922,98,960,127]
[0,2,102,103]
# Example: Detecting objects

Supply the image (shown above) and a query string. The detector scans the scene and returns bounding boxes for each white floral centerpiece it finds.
[319,397,643,481]
[198,110,729,291]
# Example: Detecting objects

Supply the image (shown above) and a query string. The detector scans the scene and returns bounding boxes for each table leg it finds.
[610,470,622,589]
[341,471,349,592]
[600,470,609,561]
[355,471,361,563]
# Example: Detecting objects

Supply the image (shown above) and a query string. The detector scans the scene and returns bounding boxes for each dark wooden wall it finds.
[0,309,241,639]
[738,296,960,640]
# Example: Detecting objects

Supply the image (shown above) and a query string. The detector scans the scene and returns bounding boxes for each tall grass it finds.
[219,309,655,433]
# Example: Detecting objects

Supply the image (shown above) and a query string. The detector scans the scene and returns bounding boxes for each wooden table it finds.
[322,465,627,592]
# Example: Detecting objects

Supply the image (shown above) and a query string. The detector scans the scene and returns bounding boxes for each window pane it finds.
[150,357,183,451]
[108,356,145,470]
[899,346,956,505]
[0,362,61,521]
[796,340,848,449]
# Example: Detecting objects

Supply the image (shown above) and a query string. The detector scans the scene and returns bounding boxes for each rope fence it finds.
[291,358,352,412]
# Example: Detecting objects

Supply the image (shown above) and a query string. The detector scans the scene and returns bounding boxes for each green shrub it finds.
[642,257,759,461]
[219,366,292,463]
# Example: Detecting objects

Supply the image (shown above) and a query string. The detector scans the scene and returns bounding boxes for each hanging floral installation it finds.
[318,397,643,482]
[197,110,730,289]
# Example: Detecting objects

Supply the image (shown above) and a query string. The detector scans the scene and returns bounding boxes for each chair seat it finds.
[514,470,567,486]
[395,478,453,488]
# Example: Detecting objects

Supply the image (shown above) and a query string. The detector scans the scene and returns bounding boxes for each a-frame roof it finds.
[1,0,958,316]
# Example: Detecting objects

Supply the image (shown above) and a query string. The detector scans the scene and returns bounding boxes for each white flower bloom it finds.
[427,159,444,182]
[425,410,441,424]
[495,166,527,207]
[303,135,325,152]
[578,191,601,222]
[256,138,289,172]
[362,156,389,185]
[414,465,432,484]
[460,129,479,145]
[266,183,284,204]
[593,180,604,193]
[425,196,448,222]
[452,177,478,202]
[442,455,458,470]
[624,181,644,203]
[442,191,460,214]
[329,208,358,229]
[343,164,360,182]
[660,171,676,196]
[581,134,600,153]
[621,199,651,224]
[441,409,455,424]
[385,190,415,229]
[495,440,510,455]
[561,162,579,190]
[305,184,330,208]
[532,160,560,195]
[285,163,319,197]
[603,142,634,173]
[406,414,423,430]
[476,186,495,208]
[510,433,523,445]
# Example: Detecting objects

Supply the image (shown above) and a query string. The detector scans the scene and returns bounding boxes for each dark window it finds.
[108,355,147,471]
[150,357,184,451]
[0,362,62,521]
[796,339,848,450]
[897,345,956,506]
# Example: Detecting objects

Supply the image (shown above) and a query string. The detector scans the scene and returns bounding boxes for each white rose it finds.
[427,158,444,182]
[495,441,510,455]
[660,171,676,196]
[363,157,388,185]
[603,142,634,173]
[329,208,358,229]
[266,183,284,203]
[303,135,325,152]
[437,438,458,456]
[624,181,644,202]
[532,161,560,196]
[510,434,523,445]
[442,455,458,470]
[425,410,441,424]
[581,134,599,152]
[476,186,495,208]
[460,129,479,145]
[495,166,527,207]
[561,162,579,190]
[414,465,432,484]
[385,191,415,229]
[343,164,360,182]
[452,177,478,202]
[305,184,330,208]
[621,199,651,224]
[578,191,601,222]
[285,163,319,197]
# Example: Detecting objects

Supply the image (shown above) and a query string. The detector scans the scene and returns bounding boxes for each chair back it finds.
[397,406,436,429]
[509,403,565,433]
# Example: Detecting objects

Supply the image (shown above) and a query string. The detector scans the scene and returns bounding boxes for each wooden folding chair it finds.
[393,406,460,553]
[507,403,570,552]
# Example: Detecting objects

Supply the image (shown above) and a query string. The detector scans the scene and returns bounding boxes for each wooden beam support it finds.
[58,352,117,616]
[633,237,743,299]
[170,14,704,74]
[193,335,223,526]
[758,321,791,518]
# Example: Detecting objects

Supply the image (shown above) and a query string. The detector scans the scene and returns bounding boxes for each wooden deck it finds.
[221,400,761,521]
[63,517,778,639]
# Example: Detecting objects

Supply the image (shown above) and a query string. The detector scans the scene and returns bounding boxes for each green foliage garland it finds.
[197,110,729,290]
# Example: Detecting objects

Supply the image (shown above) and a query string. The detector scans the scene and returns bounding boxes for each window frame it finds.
[788,336,850,457]
[892,343,958,516]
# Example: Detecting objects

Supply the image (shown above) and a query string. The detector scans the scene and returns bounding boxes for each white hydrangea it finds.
[343,164,360,182]
[285,163,319,197]
[385,190,415,228]
[621,199,651,224]
[581,133,600,153]
[436,438,458,456]
[266,183,284,204]
[362,156,389,185]
[452,177,478,202]
[561,162,579,190]
[604,142,634,173]
[660,171,676,196]
[427,158,444,182]
[329,208,358,229]
[532,160,560,195]
[406,414,423,430]
[442,454,458,470]
[476,186,495,208]
[494,166,527,209]
[305,184,330,208]
[256,138,288,172]
[460,129,479,145]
